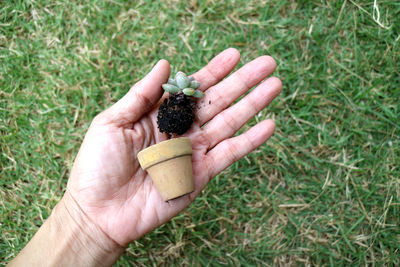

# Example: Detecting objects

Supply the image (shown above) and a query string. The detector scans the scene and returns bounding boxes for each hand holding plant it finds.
[66,47,282,245]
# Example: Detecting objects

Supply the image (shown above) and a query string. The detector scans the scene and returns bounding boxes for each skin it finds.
[9,48,282,266]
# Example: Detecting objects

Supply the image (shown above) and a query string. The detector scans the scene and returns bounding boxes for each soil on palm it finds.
[157,93,195,137]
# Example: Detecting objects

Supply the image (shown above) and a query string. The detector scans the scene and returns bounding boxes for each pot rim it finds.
[137,137,192,170]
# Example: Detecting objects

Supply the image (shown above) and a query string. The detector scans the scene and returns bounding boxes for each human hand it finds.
[66,48,282,247]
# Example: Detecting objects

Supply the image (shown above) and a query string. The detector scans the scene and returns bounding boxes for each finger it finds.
[94,60,170,126]
[190,48,241,91]
[206,119,276,179]
[202,77,282,151]
[197,56,277,126]
[203,77,281,149]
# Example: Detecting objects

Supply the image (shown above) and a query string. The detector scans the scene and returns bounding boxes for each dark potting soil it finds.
[157,93,195,137]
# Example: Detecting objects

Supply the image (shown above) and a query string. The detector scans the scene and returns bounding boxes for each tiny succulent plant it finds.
[162,71,204,98]
[157,71,204,138]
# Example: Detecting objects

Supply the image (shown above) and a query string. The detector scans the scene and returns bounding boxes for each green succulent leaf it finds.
[193,90,205,98]
[182,88,195,96]
[175,71,186,78]
[190,80,200,89]
[187,76,194,83]
[162,84,180,94]
[168,78,177,86]
[176,72,189,89]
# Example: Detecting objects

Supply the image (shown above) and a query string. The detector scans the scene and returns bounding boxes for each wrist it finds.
[51,192,125,266]
[9,192,125,267]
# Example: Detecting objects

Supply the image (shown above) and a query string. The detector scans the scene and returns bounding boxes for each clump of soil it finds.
[157,93,195,138]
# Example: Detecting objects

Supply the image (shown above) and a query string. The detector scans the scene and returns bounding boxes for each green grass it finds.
[1,0,399,265]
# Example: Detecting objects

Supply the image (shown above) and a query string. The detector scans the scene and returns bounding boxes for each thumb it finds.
[95,59,170,126]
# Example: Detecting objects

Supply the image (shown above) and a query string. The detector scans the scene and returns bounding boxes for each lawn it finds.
[1,0,399,265]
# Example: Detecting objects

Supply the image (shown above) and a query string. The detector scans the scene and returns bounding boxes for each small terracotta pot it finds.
[137,137,194,201]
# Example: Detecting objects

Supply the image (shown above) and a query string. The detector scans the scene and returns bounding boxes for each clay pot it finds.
[137,137,194,201]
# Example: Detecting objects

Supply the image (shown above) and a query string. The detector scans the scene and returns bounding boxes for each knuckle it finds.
[133,90,153,111]
[91,111,109,125]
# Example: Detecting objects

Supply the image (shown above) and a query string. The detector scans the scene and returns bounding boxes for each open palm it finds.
[66,48,282,247]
